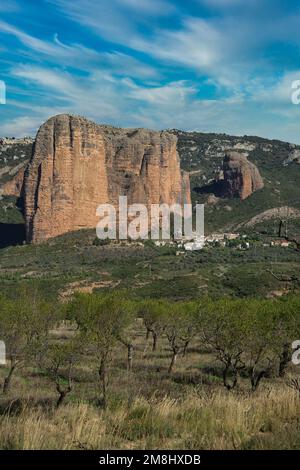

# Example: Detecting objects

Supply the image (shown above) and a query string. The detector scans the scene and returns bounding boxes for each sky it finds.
[1,0,300,142]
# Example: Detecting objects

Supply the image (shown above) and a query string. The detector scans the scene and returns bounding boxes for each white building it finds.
[184,239,205,251]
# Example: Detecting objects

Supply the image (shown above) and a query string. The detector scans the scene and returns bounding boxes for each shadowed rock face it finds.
[223,151,264,200]
[24,114,191,243]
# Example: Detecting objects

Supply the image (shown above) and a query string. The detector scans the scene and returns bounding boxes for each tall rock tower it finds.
[24,114,191,242]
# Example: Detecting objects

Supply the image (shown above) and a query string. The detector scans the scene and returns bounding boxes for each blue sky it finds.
[1,0,300,142]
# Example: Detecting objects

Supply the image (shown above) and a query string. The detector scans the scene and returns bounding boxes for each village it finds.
[151,231,294,253]
[0,137,34,147]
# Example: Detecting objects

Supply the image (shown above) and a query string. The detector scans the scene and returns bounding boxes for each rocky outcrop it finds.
[24,114,191,243]
[222,151,264,200]
[285,149,300,165]
[1,163,27,198]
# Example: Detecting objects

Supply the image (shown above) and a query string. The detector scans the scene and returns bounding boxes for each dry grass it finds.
[0,386,300,450]
[0,321,300,450]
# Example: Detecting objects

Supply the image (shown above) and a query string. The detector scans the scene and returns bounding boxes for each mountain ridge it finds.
[0,119,299,240]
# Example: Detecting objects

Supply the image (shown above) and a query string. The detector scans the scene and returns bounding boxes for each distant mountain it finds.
[171,130,300,235]
[0,128,299,240]
[0,138,33,227]
[0,137,33,186]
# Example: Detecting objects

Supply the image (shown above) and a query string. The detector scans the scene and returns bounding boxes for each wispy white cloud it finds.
[102,52,159,80]
[48,0,141,45]
[7,61,300,144]
[0,19,100,67]
[0,18,160,81]
[49,0,300,89]
[125,78,196,105]
[49,1,234,87]
[0,115,48,137]
[13,65,81,102]
[12,63,167,117]
[6,63,199,133]
[132,18,222,71]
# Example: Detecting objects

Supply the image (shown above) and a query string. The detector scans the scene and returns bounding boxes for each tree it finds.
[137,299,168,353]
[42,336,82,408]
[181,301,198,356]
[0,291,56,394]
[68,292,132,408]
[163,301,197,374]
[115,299,137,371]
[196,298,247,390]
[242,299,279,391]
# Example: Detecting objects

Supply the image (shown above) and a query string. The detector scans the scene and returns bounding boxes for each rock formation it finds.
[222,151,264,200]
[1,163,27,198]
[24,114,191,243]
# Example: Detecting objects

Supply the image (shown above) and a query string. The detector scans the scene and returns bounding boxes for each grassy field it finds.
[1,389,300,450]
[0,319,300,450]
[0,231,299,451]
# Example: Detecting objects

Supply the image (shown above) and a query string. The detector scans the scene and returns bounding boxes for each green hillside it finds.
[0,228,298,300]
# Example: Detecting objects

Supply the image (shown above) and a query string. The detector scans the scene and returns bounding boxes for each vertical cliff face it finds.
[222,151,264,200]
[25,114,191,242]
